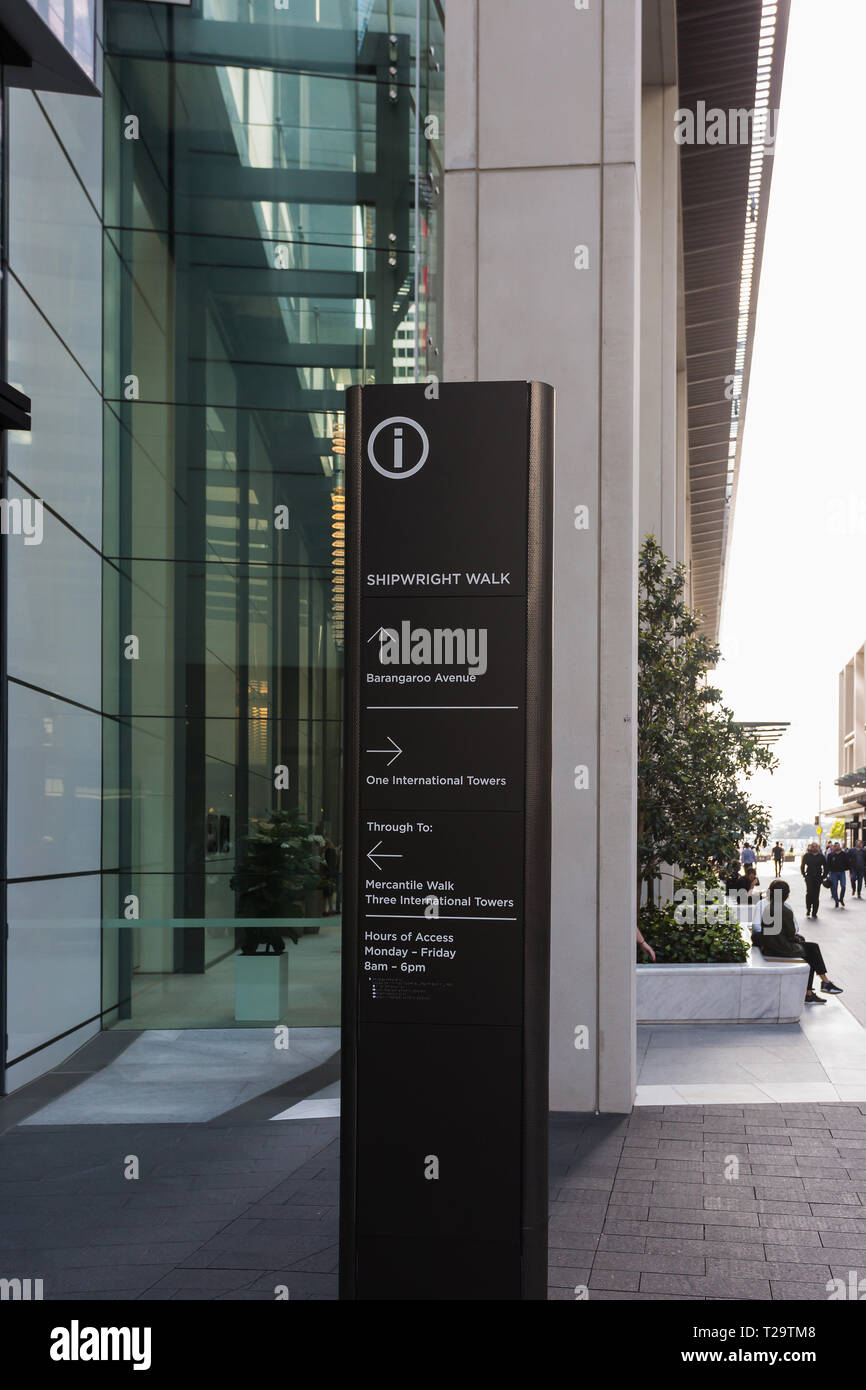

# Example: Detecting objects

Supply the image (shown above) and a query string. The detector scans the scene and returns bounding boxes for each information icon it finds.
[367,416,429,480]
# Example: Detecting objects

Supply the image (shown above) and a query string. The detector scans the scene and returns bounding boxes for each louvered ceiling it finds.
[677,0,790,639]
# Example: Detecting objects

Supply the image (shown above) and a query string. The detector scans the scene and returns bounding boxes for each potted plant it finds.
[230,809,323,952]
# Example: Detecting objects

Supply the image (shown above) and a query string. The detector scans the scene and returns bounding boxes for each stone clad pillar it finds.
[443,0,641,1112]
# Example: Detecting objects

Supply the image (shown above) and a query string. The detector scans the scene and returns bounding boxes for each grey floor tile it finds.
[640,1271,773,1299]
[547,1265,592,1287]
[587,1269,640,1292]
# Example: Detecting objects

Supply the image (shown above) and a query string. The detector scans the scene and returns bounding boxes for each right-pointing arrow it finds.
[365,735,403,767]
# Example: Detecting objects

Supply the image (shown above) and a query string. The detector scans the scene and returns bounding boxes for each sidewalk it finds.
[549,1103,866,1300]
[636,861,866,1106]
[3,1097,865,1300]
[2,861,866,1302]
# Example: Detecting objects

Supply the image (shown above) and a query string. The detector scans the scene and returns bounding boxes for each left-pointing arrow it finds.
[367,840,403,871]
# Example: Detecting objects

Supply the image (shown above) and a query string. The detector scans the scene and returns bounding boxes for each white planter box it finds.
[637,954,809,1025]
[235,951,289,1021]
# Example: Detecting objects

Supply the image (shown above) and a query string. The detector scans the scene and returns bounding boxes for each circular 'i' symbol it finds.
[367,416,429,480]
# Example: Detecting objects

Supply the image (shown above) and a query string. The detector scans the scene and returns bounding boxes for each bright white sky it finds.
[715,0,866,832]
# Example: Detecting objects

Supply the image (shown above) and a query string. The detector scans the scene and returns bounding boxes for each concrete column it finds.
[639,84,680,562]
[444,0,641,1113]
[677,369,690,575]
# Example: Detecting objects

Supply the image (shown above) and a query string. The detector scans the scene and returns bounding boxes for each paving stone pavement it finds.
[3,1103,866,1299]
[549,1104,866,1301]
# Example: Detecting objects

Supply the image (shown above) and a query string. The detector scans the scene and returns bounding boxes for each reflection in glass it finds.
[25,0,96,80]
[102,0,443,1031]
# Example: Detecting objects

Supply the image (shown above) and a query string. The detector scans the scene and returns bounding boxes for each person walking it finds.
[826,842,850,908]
[758,879,843,1004]
[800,841,826,919]
[849,840,865,899]
[772,841,784,873]
[322,837,338,916]
[741,842,757,870]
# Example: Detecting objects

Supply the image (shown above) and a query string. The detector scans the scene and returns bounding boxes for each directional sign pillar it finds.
[340,381,553,1300]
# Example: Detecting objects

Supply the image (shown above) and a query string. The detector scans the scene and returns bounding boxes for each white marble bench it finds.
[636,931,809,1024]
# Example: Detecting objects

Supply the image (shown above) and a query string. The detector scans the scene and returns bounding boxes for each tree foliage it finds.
[638,536,775,906]
[636,901,750,964]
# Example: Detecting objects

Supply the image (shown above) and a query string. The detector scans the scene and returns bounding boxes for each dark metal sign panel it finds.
[340,381,553,1301]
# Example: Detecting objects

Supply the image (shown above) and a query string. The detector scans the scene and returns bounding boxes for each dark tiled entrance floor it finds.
[0,1119,340,1300]
[2,1104,866,1298]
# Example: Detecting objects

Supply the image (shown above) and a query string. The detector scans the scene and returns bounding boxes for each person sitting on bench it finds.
[756,878,843,1005]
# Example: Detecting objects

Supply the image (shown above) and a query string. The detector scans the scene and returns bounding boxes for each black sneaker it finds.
[823,982,844,994]
[805,990,826,1004]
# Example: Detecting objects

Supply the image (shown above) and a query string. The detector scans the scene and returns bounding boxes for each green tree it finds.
[638,536,775,909]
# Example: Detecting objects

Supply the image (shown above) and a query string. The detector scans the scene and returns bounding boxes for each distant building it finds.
[834,642,866,842]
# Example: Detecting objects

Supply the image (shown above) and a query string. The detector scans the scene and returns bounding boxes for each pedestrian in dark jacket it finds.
[849,841,865,898]
[724,861,747,893]
[800,843,826,918]
[759,879,843,1004]
[826,845,850,908]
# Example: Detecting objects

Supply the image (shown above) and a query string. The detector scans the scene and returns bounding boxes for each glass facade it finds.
[101,0,444,1031]
[2,67,105,1090]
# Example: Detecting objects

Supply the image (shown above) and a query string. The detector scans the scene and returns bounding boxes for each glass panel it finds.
[7,88,101,384]
[102,0,441,1032]
[7,280,102,546]
[6,480,102,712]
[8,876,102,1063]
[38,87,103,210]
[7,682,102,880]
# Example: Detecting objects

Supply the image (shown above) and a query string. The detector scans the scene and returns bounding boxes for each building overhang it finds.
[0,381,31,432]
[676,0,791,640]
[0,0,100,97]
[735,719,790,749]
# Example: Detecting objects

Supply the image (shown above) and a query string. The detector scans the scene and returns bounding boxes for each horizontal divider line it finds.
[363,914,519,921]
